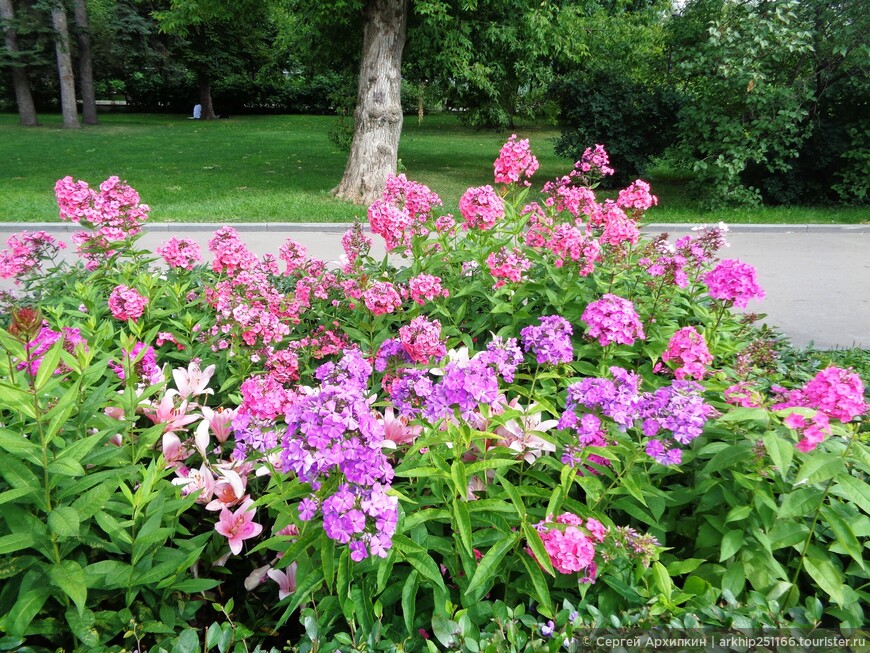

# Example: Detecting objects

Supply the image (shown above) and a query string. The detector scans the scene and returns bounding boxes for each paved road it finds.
[1,222,867,349]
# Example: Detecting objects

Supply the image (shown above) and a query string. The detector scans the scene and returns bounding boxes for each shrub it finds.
[0,137,867,651]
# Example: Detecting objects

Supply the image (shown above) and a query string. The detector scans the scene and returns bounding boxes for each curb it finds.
[0,222,868,234]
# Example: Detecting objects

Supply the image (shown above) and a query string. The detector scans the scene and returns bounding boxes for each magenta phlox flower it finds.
[772,366,866,426]
[660,327,713,380]
[278,238,309,275]
[208,226,260,275]
[55,175,149,241]
[215,497,262,555]
[156,237,202,270]
[560,412,613,474]
[542,177,597,218]
[581,294,645,346]
[494,134,540,186]
[723,382,765,408]
[575,145,615,179]
[399,316,447,364]
[520,315,574,365]
[784,410,831,452]
[108,284,148,321]
[368,175,441,251]
[0,231,66,281]
[459,185,505,231]
[18,325,86,376]
[108,342,163,386]
[702,259,765,308]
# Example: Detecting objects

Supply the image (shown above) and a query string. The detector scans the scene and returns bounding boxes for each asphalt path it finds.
[1,222,867,349]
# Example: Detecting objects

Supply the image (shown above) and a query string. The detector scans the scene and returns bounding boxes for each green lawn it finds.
[1,112,867,224]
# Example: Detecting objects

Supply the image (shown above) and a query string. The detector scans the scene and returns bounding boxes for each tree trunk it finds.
[71,0,97,125]
[50,2,80,129]
[0,0,38,126]
[198,71,217,120]
[417,80,425,126]
[333,0,407,205]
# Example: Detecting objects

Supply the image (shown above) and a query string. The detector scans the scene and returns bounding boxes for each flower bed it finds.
[0,140,867,652]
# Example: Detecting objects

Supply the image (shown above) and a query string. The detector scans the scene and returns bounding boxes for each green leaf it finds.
[794,454,844,486]
[6,574,50,637]
[47,457,86,477]
[496,474,525,520]
[820,504,865,569]
[519,554,553,616]
[0,382,37,419]
[722,561,746,599]
[803,556,845,606]
[832,474,870,516]
[453,499,474,558]
[34,338,65,391]
[0,487,34,507]
[65,607,99,648]
[50,560,87,614]
[725,505,753,523]
[401,571,418,636]
[779,488,823,519]
[0,532,36,555]
[666,558,706,576]
[450,460,467,498]
[465,532,518,599]
[651,561,673,600]
[0,429,43,466]
[719,530,744,561]
[762,431,793,479]
[521,523,554,577]
[48,506,81,538]
[171,629,200,653]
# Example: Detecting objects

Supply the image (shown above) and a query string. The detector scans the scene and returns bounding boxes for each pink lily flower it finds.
[172,463,216,504]
[173,361,216,400]
[162,432,189,466]
[145,392,200,434]
[206,467,246,511]
[201,405,237,443]
[267,562,298,600]
[244,564,272,591]
[215,497,262,555]
[380,406,423,448]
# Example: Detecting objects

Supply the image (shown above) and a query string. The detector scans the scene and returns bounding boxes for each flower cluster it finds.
[533,513,598,578]
[702,259,765,308]
[398,316,447,364]
[0,231,66,281]
[617,180,658,212]
[660,326,713,380]
[208,226,259,275]
[520,315,574,365]
[486,247,532,288]
[340,223,372,272]
[407,274,448,305]
[108,341,163,386]
[18,325,86,376]
[363,281,402,315]
[320,483,398,561]
[108,284,149,321]
[368,175,441,252]
[156,237,202,270]
[494,134,540,186]
[459,185,505,231]
[581,294,645,346]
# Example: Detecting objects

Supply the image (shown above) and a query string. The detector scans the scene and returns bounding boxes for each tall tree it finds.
[332,0,407,205]
[71,0,96,124]
[49,0,79,128]
[0,0,39,125]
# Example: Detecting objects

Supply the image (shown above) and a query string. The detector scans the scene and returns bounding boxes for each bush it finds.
[0,142,867,651]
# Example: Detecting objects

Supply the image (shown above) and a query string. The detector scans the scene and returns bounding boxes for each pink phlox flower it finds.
[279,239,309,275]
[575,144,614,178]
[267,562,298,600]
[108,284,149,321]
[585,518,607,543]
[0,231,66,281]
[784,410,832,453]
[486,247,532,288]
[208,226,259,275]
[399,316,447,364]
[617,179,658,212]
[340,223,372,271]
[215,498,263,555]
[459,185,505,231]
[407,274,449,305]
[363,281,403,315]
[801,366,867,422]
[494,134,540,186]
[546,225,601,274]
[172,361,216,400]
[661,327,713,380]
[534,513,596,575]
[156,237,202,270]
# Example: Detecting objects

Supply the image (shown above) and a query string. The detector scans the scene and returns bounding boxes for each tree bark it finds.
[71,0,97,125]
[333,0,407,205]
[50,2,80,129]
[0,0,38,126]
[197,70,217,119]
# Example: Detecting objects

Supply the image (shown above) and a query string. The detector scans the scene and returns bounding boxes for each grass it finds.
[1,112,868,224]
